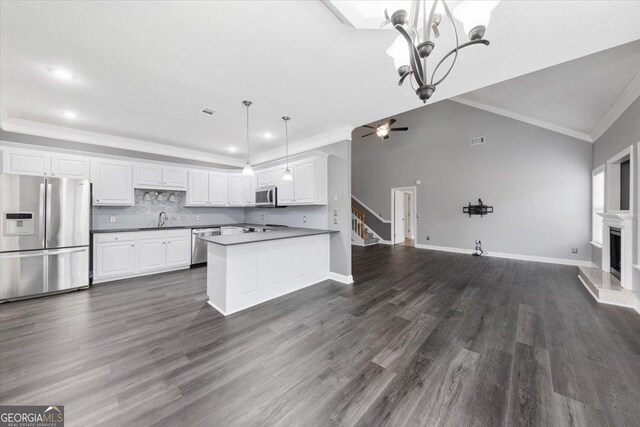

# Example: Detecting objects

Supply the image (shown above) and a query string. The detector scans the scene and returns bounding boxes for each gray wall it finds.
[352,100,592,262]
[591,97,640,272]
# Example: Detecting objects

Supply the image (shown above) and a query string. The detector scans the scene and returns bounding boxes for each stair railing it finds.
[351,207,367,240]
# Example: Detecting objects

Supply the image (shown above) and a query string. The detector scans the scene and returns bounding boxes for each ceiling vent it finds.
[201,108,216,116]
[470,136,486,146]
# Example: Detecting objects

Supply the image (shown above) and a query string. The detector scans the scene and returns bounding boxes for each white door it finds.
[228,174,244,206]
[294,160,314,204]
[276,167,295,205]
[2,147,51,176]
[162,167,187,190]
[209,173,228,206]
[242,175,255,205]
[166,236,190,267]
[95,240,136,278]
[51,153,90,179]
[393,190,405,244]
[91,159,133,206]
[138,237,167,272]
[134,163,163,188]
[187,170,209,205]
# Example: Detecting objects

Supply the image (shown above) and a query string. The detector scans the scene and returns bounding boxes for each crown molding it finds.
[0,117,245,167]
[252,124,354,165]
[451,97,594,143]
[590,71,640,142]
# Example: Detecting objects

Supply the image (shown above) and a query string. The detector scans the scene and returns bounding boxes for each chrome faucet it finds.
[158,211,167,228]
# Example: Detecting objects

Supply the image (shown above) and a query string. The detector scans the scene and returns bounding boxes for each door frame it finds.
[390,186,417,245]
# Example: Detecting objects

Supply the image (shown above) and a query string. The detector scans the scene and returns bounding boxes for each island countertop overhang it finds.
[198,227,338,246]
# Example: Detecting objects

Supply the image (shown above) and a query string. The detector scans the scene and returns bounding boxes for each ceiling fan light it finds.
[376,126,390,137]
[283,168,293,181]
[453,0,500,39]
[242,161,254,176]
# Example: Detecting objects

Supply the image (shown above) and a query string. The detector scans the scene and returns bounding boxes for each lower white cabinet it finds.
[93,229,191,283]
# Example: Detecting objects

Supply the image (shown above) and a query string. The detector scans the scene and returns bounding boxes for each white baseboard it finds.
[207,300,229,316]
[635,296,640,314]
[414,244,595,268]
[327,272,354,284]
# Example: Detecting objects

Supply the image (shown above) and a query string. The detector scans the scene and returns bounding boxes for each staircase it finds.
[352,207,379,246]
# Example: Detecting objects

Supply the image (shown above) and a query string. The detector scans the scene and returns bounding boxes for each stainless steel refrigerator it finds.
[0,174,91,302]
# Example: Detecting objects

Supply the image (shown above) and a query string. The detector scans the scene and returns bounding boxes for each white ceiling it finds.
[454,39,640,142]
[1,1,640,165]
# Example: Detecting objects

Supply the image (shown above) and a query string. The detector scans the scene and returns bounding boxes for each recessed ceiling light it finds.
[49,67,75,81]
[229,146,237,153]
[62,111,78,119]
[263,132,274,139]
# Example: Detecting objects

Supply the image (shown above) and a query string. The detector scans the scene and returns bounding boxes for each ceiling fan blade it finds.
[361,132,376,137]
[390,127,409,131]
[361,125,376,129]
[387,118,396,126]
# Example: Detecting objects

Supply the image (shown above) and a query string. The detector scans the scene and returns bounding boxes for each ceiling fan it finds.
[361,118,408,140]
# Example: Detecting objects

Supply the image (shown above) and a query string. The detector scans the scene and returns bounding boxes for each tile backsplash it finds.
[244,205,328,229]
[92,189,244,229]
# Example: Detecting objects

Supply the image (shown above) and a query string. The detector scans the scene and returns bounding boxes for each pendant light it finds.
[282,116,292,181]
[242,100,254,176]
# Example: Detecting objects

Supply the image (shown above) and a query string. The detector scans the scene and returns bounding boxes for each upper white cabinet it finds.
[228,174,244,206]
[51,153,91,179]
[2,147,90,179]
[242,175,255,205]
[91,159,134,206]
[2,147,51,176]
[208,173,229,206]
[257,169,277,188]
[276,167,295,205]
[134,163,187,190]
[293,160,315,204]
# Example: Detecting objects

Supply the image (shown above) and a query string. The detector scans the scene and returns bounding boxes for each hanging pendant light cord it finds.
[285,119,289,168]
[246,103,250,162]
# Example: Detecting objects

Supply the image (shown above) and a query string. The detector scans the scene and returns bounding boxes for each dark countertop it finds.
[198,227,338,246]
[91,223,277,234]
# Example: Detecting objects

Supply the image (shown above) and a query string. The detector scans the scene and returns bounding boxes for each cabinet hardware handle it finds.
[131,245,134,247]
[115,237,118,240]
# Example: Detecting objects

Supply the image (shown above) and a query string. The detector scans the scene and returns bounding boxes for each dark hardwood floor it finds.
[1,245,640,426]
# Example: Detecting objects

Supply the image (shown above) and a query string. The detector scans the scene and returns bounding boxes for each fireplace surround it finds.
[598,212,634,289]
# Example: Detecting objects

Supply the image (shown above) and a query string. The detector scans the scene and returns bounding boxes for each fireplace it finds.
[609,227,621,280]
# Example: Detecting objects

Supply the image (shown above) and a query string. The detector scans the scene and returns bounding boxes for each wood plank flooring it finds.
[1,245,639,426]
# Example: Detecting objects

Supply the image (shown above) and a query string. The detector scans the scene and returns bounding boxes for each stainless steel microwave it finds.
[255,186,277,207]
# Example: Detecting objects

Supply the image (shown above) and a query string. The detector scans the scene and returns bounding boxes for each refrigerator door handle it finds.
[45,181,52,248]
[39,181,46,247]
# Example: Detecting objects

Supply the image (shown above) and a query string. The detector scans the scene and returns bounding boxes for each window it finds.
[592,167,605,244]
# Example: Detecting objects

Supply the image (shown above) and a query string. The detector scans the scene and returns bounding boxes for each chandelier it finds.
[384,0,500,103]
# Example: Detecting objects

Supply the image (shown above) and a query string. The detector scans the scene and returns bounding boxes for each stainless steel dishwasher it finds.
[191,227,221,266]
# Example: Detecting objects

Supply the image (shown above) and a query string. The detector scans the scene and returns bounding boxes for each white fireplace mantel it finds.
[597,211,634,289]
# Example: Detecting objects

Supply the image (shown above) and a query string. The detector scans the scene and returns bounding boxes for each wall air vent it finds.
[470,136,486,146]
[201,108,216,116]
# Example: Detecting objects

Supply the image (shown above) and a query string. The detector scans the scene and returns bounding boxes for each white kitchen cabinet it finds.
[51,153,90,179]
[293,160,315,204]
[187,170,209,206]
[162,166,187,190]
[91,159,133,206]
[2,147,51,176]
[166,232,191,267]
[242,175,255,205]
[135,164,187,190]
[276,167,295,205]
[93,234,136,279]
[93,229,191,283]
[228,174,244,206]
[137,234,167,272]
[208,173,229,206]
[257,168,277,188]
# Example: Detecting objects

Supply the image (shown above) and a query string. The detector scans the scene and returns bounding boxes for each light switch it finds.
[333,194,338,201]
[303,216,307,223]
[333,217,338,224]
[109,216,116,223]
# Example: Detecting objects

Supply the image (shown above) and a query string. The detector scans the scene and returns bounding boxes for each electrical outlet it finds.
[571,247,578,254]
[196,215,200,221]
[334,217,338,224]
[333,194,338,201]
[303,216,307,223]
[334,209,338,217]
[426,235,430,240]
[261,213,265,221]
[109,216,116,223]
[181,216,185,221]
[172,216,177,221]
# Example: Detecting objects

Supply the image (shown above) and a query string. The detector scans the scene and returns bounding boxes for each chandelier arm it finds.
[430,0,459,86]
[430,39,490,86]
[410,0,420,31]
[425,0,439,43]
[398,71,412,86]
[395,24,424,87]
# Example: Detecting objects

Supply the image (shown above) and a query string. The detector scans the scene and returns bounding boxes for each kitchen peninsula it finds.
[200,227,337,315]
